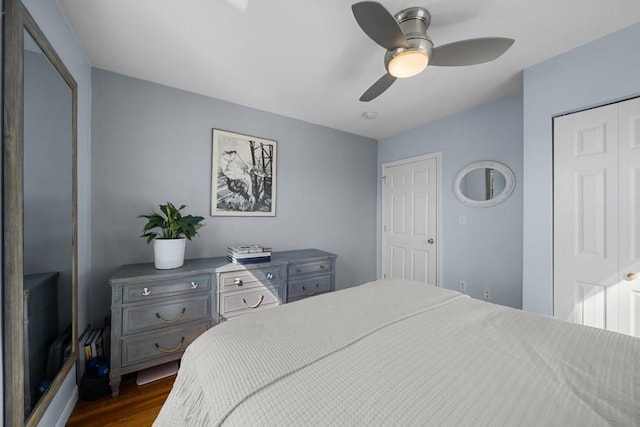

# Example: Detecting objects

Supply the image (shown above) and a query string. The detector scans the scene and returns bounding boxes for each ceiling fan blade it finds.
[430,37,514,66]
[360,73,397,102]
[352,2,409,50]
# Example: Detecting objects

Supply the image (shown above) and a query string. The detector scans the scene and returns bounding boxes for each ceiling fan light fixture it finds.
[388,49,429,78]
[352,2,513,101]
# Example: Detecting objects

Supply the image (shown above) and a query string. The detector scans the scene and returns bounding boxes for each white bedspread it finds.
[154,279,640,426]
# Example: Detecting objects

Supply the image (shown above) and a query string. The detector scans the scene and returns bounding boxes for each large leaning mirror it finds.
[3,0,78,425]
[454,161,515,208]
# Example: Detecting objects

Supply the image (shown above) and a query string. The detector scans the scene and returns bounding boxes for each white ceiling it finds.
[57,0,640,139]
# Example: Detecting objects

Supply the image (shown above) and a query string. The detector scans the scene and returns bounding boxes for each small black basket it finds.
[79,371,110,401]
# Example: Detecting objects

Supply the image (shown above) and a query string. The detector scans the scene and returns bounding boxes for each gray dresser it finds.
[108,249,336,396]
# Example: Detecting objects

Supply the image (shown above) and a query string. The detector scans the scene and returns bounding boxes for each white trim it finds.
[381,152,442,287]
[54,388,78,427]
[38,367,78,427]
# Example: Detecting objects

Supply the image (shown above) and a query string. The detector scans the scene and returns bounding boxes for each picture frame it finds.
[211,129,277,216]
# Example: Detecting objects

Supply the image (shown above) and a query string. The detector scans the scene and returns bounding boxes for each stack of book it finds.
[227,244,271,264]
[82,326,109,364]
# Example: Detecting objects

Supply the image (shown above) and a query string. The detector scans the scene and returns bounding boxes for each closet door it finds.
[618,97,640,337]
[554,104,619,331]
[554,97,640,338]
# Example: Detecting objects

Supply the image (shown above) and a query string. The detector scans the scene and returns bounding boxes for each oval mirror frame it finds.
[454,161,515,208]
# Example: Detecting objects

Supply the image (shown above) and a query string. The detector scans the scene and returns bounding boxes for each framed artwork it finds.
[211,129,277,216]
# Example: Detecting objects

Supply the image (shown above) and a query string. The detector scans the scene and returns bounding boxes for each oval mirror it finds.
[454,161,515,208]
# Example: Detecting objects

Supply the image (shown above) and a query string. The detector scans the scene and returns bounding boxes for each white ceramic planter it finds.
[153,238,187,269]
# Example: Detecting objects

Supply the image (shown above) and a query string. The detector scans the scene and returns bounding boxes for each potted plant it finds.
[138,202,205,269]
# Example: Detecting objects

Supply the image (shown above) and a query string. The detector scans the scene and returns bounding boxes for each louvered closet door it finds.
[554,97,640,338]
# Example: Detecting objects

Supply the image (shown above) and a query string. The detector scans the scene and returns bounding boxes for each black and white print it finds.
[211,129,276,216]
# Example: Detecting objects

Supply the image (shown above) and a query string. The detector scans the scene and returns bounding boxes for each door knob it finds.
[625,272,638,281]
[427,238,434,245]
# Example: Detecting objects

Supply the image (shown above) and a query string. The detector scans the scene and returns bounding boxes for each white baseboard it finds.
[37,366,78,427]
[55,387,78,427]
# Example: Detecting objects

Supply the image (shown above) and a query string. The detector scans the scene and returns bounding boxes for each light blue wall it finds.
[19,0,92,425]
[377,93,523,308]
[90,69,378,326]
[522,22,640,315]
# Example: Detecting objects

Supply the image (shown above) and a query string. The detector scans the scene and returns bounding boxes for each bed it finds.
[154,279,640,426]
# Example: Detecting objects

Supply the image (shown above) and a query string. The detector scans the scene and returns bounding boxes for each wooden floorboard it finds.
[66,373,175,427]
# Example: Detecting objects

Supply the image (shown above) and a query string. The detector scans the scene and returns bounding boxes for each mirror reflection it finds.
[22,28,74,419]
[454,161,515,208]
[460,168,507,201]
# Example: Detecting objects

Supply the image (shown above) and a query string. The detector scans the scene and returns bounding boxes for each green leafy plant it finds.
[138,202,205,244]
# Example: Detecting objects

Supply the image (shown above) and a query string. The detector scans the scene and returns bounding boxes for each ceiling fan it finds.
[352,1,515,102]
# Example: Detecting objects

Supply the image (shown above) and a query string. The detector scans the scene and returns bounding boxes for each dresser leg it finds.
[109,375,121,397]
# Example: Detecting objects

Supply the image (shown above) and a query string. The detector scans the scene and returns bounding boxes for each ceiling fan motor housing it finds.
[384,7,434,72]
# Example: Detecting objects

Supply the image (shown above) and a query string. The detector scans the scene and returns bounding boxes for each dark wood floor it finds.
[66,374,175,427]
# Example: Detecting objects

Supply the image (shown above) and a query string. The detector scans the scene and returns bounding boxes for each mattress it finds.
[154,279,640,426]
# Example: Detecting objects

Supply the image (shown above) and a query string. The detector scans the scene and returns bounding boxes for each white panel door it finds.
[382,155,438,285]
[554,97,640,338]
[618,97,640,337]
[554,104,619,330]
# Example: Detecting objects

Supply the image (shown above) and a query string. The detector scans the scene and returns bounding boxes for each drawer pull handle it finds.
[242,295,264,309]
[142,287,151,296]
[234,278,243,286]
[156,307,186,323]
[155,337,185,354]
[295,268,301,273]
[302,284,319,296]
[266,273,274,280]
[190,281,199,289]
[320,265,325,269]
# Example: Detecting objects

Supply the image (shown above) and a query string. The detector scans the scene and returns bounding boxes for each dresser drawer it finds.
[122,295,210,335]
[288,274,332,302]
[121,321,208,367]
[288,259,331,278]
[219,266,282,292]
[123,274,211,303]
[219,285,284,319]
